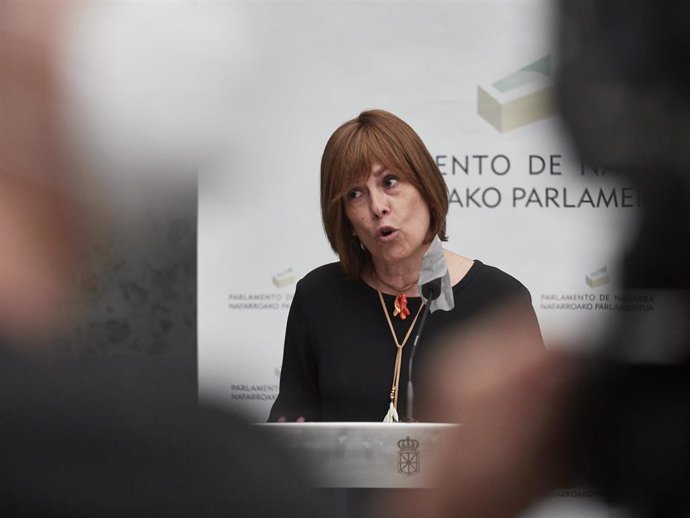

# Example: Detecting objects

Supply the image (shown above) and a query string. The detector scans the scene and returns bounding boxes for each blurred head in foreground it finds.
[0,1,251,347]
[557,1,690,515]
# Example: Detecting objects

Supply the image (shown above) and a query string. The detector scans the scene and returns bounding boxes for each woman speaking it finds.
[269,109,542,423]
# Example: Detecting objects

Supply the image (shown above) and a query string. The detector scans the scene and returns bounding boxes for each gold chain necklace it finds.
[377,286,425,422]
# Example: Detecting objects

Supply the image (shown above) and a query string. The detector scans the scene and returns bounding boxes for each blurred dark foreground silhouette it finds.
[1,1,688,517]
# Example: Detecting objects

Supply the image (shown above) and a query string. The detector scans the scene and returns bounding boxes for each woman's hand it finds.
[276,416,306,423]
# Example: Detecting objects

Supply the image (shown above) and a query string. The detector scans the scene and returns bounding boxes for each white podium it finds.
[255,422,459,488]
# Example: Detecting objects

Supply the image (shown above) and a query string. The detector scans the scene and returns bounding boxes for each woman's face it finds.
[345,163,431,271]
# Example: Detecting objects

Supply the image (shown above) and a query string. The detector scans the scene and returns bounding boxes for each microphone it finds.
[403,277,442,422]
[421,277,442,301]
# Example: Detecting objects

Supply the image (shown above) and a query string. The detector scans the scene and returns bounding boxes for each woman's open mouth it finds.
[377,226,398,240]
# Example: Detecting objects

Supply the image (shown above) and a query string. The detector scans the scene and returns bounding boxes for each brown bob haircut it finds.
[320,109,449,279]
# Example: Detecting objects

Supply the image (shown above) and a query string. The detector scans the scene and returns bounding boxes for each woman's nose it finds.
[369,189,390,218]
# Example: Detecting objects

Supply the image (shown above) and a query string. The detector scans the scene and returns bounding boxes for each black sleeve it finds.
[268,281,321,422]
[484,272,544,349]
[515,284,545,348]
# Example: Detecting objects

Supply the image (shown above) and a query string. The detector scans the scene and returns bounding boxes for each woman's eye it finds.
[347,189,363,199]
[383,175,399,188]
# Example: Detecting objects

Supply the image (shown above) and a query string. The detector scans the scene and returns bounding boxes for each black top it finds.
[269,260,541,422]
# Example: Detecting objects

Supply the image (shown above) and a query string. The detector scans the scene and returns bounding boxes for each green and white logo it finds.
[478,55,555,132]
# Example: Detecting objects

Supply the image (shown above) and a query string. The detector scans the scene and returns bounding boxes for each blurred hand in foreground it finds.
[384,301,579,518]
[0,1,84,343]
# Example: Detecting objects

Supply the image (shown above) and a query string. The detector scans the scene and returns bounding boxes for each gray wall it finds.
[55,184,198,400]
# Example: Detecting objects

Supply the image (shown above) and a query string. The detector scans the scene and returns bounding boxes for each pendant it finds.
[393,293,411,320]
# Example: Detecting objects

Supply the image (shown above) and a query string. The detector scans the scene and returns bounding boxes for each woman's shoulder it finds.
[442,249,528,295]
[463,259,531,298]
[296,262,348,292]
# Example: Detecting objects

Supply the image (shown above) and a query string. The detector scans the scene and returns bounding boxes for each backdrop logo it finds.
[586,266,610,288]
[477,55,555,132]
[272,268,296,288]
[227,268,295,311]
[230,384,279,402]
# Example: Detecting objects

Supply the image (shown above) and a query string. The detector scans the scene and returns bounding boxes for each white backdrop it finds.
[198,0,645,421]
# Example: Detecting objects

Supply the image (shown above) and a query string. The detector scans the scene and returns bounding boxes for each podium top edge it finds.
[254,422,460,428]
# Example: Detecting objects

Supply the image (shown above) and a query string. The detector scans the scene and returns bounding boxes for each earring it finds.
[352,234,365,252]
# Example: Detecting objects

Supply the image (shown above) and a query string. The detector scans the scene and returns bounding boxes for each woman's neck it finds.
[369,256,424,296]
